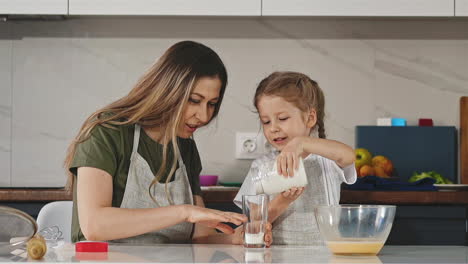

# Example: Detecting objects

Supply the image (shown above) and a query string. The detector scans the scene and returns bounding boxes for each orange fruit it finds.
[374,166,389,178]
[371,155,394,176]
[359,165,375,177]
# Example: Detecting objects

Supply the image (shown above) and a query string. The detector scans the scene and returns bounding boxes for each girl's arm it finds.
[277,136,355,177]
[301,137,355,167]
[268,187,304,223]
[77,167,246,241]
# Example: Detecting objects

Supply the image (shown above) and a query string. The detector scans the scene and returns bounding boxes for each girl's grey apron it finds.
[117,124,194,244]
[272,154,343,246]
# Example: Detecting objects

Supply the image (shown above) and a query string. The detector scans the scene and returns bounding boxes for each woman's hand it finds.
[277,137,306,177]
[232,222,273,247]
[185,205,247,234]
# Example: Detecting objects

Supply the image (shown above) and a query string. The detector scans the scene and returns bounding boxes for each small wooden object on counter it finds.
[27,234,47,260]
[461,96,468,184]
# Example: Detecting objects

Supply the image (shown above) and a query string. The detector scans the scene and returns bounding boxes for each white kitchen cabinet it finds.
[69,0,261,16]
[455,0,468,16]
[0,0,68,15]
[262,0,455,17]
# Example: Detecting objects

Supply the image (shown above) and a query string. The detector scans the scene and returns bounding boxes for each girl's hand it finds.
[232,222,273,247]
[281,187,305,202]
[264,222,273,247]
[277,137,306,177]
[185,205,247,234]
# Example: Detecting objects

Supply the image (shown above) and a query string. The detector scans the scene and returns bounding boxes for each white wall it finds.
[0,23,12,186]
[0,17,467,186]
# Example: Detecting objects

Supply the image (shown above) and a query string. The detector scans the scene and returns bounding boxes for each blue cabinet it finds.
[355,126,457,182]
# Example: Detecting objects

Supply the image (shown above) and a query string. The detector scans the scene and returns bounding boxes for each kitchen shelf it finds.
[0,188,72,202]
[201,188,468,205]
[1,188,466,206]
[340,189,468,205]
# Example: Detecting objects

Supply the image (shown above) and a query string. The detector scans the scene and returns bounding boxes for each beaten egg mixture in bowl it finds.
[315,205,396,255]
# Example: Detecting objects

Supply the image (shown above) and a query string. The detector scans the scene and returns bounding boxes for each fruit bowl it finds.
[314,205,396,256]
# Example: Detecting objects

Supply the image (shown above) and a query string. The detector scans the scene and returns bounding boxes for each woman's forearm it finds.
[78,168,245,242]
[80,205,189,241]
[77,167,192,241]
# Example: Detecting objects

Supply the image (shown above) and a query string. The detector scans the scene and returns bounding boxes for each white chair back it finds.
[36,201,73,243]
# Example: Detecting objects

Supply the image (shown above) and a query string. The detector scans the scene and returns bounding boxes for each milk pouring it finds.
[254,158,308,195]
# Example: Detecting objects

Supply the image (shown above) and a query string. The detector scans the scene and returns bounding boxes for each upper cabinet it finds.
[262,0,455,17]
[69,0,261,16]
[0,0,461,17]
[455,0,468,16]
[0,0,68,15]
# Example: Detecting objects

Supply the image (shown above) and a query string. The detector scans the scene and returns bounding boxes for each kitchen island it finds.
[3,243,467,263]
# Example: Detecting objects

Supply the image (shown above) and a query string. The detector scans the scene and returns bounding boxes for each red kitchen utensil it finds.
[75,241,108,252]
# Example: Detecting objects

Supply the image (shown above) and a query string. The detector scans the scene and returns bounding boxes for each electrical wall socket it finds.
[235,132,265,159]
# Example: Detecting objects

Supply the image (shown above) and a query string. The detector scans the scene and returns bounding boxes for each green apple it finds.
[355,148,372,169]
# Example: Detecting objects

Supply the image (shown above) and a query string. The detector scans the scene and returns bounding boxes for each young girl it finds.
[234,71,356,245]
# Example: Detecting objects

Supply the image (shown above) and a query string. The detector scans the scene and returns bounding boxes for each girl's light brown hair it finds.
[64,41,227,204]
[254,71,326,138]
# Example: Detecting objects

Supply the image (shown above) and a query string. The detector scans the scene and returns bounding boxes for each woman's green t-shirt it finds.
[69,123,202,242]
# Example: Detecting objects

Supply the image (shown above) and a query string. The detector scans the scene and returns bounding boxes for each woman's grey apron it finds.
[117,124,194,244]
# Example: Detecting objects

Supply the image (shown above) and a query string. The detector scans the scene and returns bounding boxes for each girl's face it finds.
[257,95,316,151]
[178,77,221,138]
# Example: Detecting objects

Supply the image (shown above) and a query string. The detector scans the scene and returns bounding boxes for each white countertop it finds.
[3,243,467,263]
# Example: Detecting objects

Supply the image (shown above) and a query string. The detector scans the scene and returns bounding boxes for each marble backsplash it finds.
[0,17,467,187]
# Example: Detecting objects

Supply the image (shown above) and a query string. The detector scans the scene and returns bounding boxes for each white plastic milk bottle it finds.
[254,158,308,195]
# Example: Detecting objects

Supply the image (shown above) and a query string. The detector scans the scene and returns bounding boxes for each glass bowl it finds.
[314,205,396,256]
[0,206,37,255]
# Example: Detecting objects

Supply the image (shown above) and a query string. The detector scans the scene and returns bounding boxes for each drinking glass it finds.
[242,194,269,248]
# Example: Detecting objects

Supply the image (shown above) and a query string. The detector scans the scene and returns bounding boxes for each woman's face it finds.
[178,77,222,138]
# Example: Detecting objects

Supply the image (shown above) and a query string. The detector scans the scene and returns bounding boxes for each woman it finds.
[65,41,271,245]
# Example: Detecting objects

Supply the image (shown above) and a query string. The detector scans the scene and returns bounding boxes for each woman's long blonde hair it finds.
[64,41,227,204]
